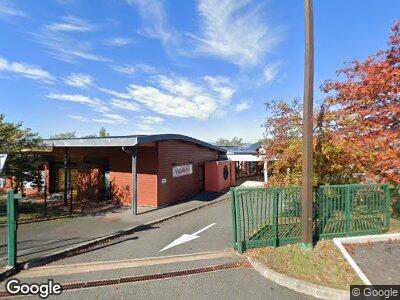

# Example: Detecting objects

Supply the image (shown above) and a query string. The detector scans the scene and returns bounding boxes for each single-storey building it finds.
[223,143,265,180]
[23,134,227,214]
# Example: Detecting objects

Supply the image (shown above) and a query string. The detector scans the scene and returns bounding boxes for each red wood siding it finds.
[204,160,234,192]
[157,140,219,207]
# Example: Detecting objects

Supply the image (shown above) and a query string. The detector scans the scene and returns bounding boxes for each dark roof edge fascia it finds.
[227,151,258,155]
[42,136,139,148]
[42,134,226,153]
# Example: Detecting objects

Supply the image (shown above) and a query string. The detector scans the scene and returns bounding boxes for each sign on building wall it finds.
[0,154,7,189]
[172,164,193,178]
[0,154,7,175]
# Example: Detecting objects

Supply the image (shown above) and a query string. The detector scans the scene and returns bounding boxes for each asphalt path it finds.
[3,199,312,299]
[3,192,227,265]
[53,268,312,300]
[50,199,234,265]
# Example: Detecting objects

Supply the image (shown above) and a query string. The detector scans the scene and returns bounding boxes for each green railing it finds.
[231,183,390,253]
[0,190,19,268]
[0,192,7,268]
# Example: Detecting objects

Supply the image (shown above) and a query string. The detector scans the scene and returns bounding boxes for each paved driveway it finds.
[0,192,227,265]
[50,199,233,265]
[1,195,311,299]
[54,268,311,300]
[349,240,400,284]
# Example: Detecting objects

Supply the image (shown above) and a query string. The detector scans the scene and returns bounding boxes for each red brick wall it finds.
[108,146,159,207]
[137,146,158,207]
[157,140,219,207]
[18,143,221,207]
[108,150,132,205]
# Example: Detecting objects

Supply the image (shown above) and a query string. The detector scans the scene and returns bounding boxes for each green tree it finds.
[215,137,243,147]
[0,114,42,193]
[50,131,77,139]
[98,127,109,137]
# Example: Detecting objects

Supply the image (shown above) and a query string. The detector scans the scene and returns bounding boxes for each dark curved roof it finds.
[220,142,261,155]
[43,134,226,153]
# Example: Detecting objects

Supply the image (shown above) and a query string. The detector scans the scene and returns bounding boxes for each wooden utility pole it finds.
[301,0,314,250]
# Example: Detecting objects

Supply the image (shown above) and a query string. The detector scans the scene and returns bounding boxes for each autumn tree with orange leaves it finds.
[323,21,400,184]
[263,21,399,186]
[262,99,364,186]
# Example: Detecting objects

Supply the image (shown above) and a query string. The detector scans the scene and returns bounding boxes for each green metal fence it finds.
[7,190,18,268]
[0,190,18,268]
[231,183,390,253]
[0,192,7,268]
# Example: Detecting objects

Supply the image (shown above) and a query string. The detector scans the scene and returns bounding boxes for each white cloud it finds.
[110,99,140,111]
[191,0,279,67]
[67,115,89,122]
[204,76,235,102]
[111,63,158,75]
[47,93,110,113]
[36,34,109,63]
[46,16,95,32]
[140,116,163,124]
[63,73,94,88]
[127,0,176,44]
[235,100,251,113]
[111,64,136,75]
[49,93,129,124]
[93,113,127,124]
[0,1,27,18]
[128,84,216,120]
[99,87,132,99]
[137,123,156,132]
[57,0,76,4]
[137,116,165,134]
[68,113,127,124]
[106,37,133,47]
[105,74,235,120]
[36,16,108,63]
[0,56,55,83]
[264,62,281,83]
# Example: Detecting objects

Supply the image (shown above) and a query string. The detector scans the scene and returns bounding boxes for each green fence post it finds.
[230,188,237,250]
[272,189,279,247]
[383,184,390,230]
[7,190,17,268]
[235,190,244,253]
[345,186,351,235]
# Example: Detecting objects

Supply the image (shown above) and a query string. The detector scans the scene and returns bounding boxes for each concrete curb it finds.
[0,267,17,282]
[334,232,400,244]
[19,195,230,270]
[247,256,350,300]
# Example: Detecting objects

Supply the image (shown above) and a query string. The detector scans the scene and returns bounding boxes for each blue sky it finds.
[0,0,399,142]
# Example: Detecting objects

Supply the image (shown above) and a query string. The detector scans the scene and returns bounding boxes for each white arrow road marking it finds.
[159,223,216,252]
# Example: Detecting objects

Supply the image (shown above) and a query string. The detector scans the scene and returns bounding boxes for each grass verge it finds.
[246,240,363,290]
[389,217,400,233]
